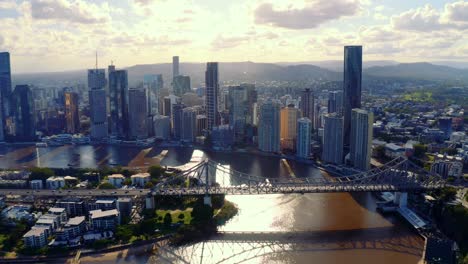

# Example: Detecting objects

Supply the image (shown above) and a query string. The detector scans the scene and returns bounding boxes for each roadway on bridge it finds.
[0,188,150,197]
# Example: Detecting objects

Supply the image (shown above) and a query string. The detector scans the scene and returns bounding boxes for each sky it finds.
[0,0,467,73]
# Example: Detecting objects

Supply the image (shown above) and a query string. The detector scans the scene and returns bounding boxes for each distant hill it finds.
[277,60,399,71]
[365,62,468,81]
[11,61,468,87]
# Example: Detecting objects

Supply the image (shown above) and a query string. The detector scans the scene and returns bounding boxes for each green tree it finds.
[115,225,133,242]
[191,202,214,226]
[98,182,117,189]
[144,182,154,189]
[413,144,427,158]
[29,167,54,181]
[123,178,132,186]
[148,165,164,179]
[163,212,172,227]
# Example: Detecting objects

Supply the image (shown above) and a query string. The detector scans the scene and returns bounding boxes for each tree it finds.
[144,182,154,189]
[29,167,54,181]
[374,145,386,159]
[191,202,214,226]
[413,144,427,158]
[98,182,117,189]
[115,225,133,242]
[123,178,132,186]
[163,212,172,227]
[148,165,164,179]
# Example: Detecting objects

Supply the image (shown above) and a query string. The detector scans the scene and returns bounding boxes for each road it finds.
[0,188,151,197]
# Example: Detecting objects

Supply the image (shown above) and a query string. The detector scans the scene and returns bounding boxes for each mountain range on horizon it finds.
[12,61,468,87]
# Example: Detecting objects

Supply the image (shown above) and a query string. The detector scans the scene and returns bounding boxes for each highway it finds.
[0,188,151,197]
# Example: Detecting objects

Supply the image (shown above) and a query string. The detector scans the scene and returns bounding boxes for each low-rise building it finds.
[48,207,68,225]
[384,143,406,158]
[30,179,43,189]
[56,198,85,217]
[117,198,133,220]
[88,199,116,211]
[46,176,65,189]
[108,174,125,188]
[23,226,49,248]
[130,173,151,187]
[56,216,86,241]
[89,209,119,231]
[1,205,34,222]
[431,154,464,178]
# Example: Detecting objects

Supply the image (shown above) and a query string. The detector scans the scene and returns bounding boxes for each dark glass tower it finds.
[109,70,129,139]
[0,52,12,123]
[205,62,219,130]
[12,85,35,141]
[343,46,362,146]
[300,88,314,127]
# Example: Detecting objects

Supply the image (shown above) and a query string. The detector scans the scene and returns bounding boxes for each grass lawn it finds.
[156,209,193,225]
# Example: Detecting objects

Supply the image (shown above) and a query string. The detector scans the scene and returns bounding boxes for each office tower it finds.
[343,46,362,146]
[173,75,191,96]
[0,107,4,141]
[172,56,179,78]
[64,92,80,134]
[322,113,344,165]
[172,103,185,139]
[280,104,301,151]
[300,89,314,124]
[296,117,312,158]
[163,96,172,117]
[228,85,248,142]
[154,115,171,140]
[12,85,36,141]
[109,70,129,138]
[328,90,343,114]
[144,74,163,116]
[205,62,219,130]
[196,115,207,136]
[0,52,11,134]
[128,88,148,140]
[88,69,108,139]
[258,100,280,153]
[350,109,373,171]
[181,108,196,142]
[438,117,452,139]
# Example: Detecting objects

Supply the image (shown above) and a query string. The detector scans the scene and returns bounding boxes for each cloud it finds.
[212,35,250,49]
[0,0,16,10]
[30,0,110,24]
[391,1,468,32]
[254,0,362,29]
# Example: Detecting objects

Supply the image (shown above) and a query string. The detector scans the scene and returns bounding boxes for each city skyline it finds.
[0,0,467,73]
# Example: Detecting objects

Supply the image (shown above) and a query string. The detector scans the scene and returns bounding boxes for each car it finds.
[125,191,129,194]
[112,191,117,194]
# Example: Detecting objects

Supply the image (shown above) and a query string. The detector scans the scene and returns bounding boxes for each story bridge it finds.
[152,156,447,197]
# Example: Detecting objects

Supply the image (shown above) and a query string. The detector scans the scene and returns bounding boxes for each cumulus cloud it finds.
[31,0,110,24]
[254,0,362,29]
[0,0,16,10]
[392,1,468,32]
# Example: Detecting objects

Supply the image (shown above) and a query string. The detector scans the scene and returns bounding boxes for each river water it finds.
[0,145,424,263]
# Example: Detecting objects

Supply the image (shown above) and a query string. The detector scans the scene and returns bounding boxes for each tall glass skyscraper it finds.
[258,100,280,153]
[343,46,362,146]
[296,117,312,158]
[328,90,343,114]
[12,85,35,141]
[172,56,179,79]
[322,113,344,165]
[109,70,129,139]
[88,69,108,140]
[300,88,314,125]
[64,92,80,134]
[205,62,219,130]
[0,52,12,129]
[128,88,148,140]
[350,109,373,171]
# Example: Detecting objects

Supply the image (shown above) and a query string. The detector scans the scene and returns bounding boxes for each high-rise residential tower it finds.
[109,70,129,139]
[0,52,12,130]
[173,75,191,96]
[343,46,362,146]
[322,113,344,165]
[258,100,280,153]
[88,69,108,140]
[181,107,196,142]
[128,88,148,140]
[300,88,314,125]
[350,109,373,171]
[205,62,219,130]
[64,92,80,134]
[328,90,343,114]
[280,104,301,151]
[12,85,35,141]
[172,56,179,79]
[296,117,312,158]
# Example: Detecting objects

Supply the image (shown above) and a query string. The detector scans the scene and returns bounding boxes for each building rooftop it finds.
[89,209,119,219]
[95,199,116,204]
[108,174,125,179]
[23,226,48,238]
[66,216,85,226]
[131,173,150,178]
[48,207,66,214]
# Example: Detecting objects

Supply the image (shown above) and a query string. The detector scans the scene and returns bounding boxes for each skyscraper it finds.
[328,90,343,114]
[296,117,312,158]
[128,88,148,140]
[173,75,191,96]
[0,52,12,129]
[258,100,280,153]
[172,56,179,78]
[228,85,248,142]
[154,115,171,140]
[280,104,301,151]
[300,89,314,125]
[109,70,129,138]
[64,92,80,134]
[0,106,4,141]
[12,85,36,141]
[343,46,362,146]
[172,103,185,139]
[322,113,344,165]
[205,62,219,130]
[350,109,373,171]
[144,74,163,116]
[88,69,108,139]
[181,107,196,142]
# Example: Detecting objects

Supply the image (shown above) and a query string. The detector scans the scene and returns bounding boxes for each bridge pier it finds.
[393,192,408,208]
[203,194,212,207]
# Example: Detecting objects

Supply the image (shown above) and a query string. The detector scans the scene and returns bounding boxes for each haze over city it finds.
[1,0,468,72]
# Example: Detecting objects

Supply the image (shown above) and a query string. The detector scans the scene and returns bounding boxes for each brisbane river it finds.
[0,145,424,263]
